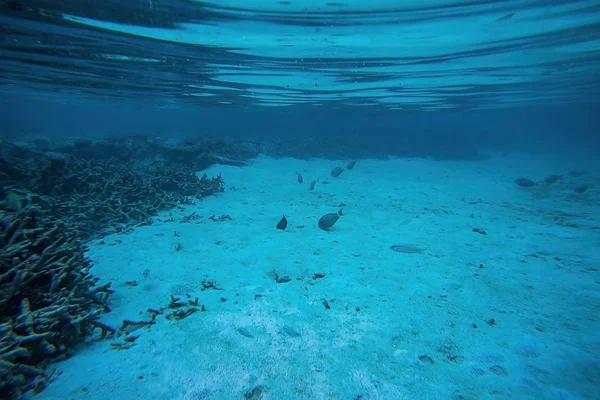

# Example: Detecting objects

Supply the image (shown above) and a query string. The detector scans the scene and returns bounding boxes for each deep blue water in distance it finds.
[2,92,599,160]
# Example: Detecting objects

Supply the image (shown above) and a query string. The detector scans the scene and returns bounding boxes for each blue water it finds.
[2,0,600,107]
[2,1,599,154]
[1,1,599,399]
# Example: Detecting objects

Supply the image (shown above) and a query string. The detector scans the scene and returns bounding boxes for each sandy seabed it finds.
[36,154,599,400]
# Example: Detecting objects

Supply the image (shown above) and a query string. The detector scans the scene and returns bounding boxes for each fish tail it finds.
[338,208,344,216]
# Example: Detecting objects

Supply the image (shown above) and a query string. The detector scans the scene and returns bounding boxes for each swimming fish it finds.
[309,180,316,191]
[515,177,535,187]
[390,243,423,254]
[276,215,288,230]
[330,166,344,177]
[569,169,587,177]
[6,191,24,211]
[346,160,356,170]
[544,174,561,184]
[297,173,303,184]
[318,208,343,230]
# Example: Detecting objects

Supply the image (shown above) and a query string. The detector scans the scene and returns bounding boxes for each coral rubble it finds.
[0,136,243,240]
[0,209,114,399]
[0,135,249,397]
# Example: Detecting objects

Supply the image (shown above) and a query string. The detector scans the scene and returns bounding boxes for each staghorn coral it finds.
[0,208,114,399]
[31,155,225,239]
[0,139,227,240]
[0,136,245,397]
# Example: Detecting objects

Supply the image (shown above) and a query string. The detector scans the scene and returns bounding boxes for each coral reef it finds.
[0,136,245,240]
[0,135,253,397]
[0,208,114,399]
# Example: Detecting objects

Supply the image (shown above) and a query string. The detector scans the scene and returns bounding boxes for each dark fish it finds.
[297,173,303,183]
[309,180,316,191]
[544,174,561,184]
[276,215,287,230]
[574,184,588,193]
[569,169,587,178]
[495,12,515,22]
[6,1,25,11]
[237,327,254,338]
[346,160,356,170]
[515,177,535,187]
[330,166,344,177]
[244,386,265,400]
[6,191,24,211]
[318,208,344,230]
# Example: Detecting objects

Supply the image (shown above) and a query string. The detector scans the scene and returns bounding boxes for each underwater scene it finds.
[1,1,599,399]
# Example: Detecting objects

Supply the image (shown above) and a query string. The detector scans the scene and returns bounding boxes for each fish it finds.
[297,173,303,184]
[330,166,344,177]
[495,12,515,22]
[346,160,356,170]
[237,327,254,338]
[276,215,287,230]
[390,244,423,254]
[544,174,561,184]
[318,208,344,230]
[244,386,265,400]
[309,180,316,191]
[6,191,24,211]
[282,325,300,337]
[514,177,535,187]
[569,169,587,177]
[574,184,589,193]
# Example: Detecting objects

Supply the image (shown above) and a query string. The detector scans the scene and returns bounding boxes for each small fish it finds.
[282,325,300,337]
[318,208,344,230]
[244,386,265,400]
[390,244,423,254]
[495,12,515,22]
[514,177,535,187]
[544,174,561,184]
[6,191,24,211]
[237,327,254,338]
[276,215,288,230]
[574,184,589,193]
[569,169,587,177]
[346,160,356,170]
[297,173,303,183]
[330,166,344,177]
[309,180,316,191]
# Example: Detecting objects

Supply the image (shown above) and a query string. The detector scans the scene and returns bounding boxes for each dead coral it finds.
[0,209,113,400]
[0,140,225,241]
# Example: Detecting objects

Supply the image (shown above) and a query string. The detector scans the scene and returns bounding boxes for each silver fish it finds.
[390,243,423,254]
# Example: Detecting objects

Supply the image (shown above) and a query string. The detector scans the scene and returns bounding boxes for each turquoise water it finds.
[1,2,599,400]
[2,1,599,108]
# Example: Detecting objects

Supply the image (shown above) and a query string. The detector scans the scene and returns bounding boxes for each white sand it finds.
[36,154,599,400]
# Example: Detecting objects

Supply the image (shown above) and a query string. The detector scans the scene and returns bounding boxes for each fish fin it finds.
[338,208,344,216]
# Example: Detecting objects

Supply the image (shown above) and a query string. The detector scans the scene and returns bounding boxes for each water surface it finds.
[2,0,599,109]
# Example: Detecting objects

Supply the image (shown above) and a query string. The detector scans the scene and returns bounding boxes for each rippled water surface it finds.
[1,0,599,110]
